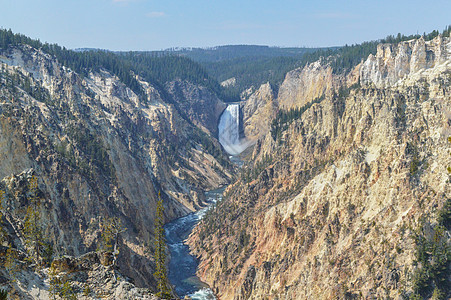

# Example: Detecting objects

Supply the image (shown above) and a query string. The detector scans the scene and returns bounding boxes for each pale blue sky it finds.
[1,0,450,51]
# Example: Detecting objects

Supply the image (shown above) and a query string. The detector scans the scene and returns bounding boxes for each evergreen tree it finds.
[0,189,6,243]
[99,216,125,266]
[0,289,7,300]
[5,244,20,281]
[48,261,77,300]
[153,191,171,299]
[23,175,49,266]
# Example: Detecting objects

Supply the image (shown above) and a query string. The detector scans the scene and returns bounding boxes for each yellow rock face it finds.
[0,43,233,295]
[241,82,277,142]
[189,35,451,300]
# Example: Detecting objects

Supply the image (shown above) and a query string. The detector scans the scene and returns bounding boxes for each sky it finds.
[1,0,450,51]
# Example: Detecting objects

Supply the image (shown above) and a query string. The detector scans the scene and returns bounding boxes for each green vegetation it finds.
[202,56,304,98]
[0,65,51,104]
[1,26,449,106]
[448,137,451,176]
[271,95,325,140]
[409,200,451,299]
[190,127,231,168]
[83,284,92,297]
[2,189,19,282]
[437,198,451,231]
[125,45,318,99]
[0,62,52,106]
[270,83,360,142]
[153,192,171,299]
[23,176,47,265]
[173,45,328,98]
[0,289,7,300]
[199,26,451,96]
[49,262,77,300]
[99,217,122,252]
[0,28,236,101]
[5,244,20,281]
[408,143,421,176]
[240,154,274,183]
[98,216,125,266]
[0,190,6,243]
[0,29,144,99]
[173,45,319,62]
[312,26,451,75]
[118,52,233,101]
[66,123,115,180]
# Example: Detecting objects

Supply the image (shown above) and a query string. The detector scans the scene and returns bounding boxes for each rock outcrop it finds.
[189,35,451,299]
[0,249,158,300]
[165,79,226,136]
[240,83,277,142]
[276,59,359,111]
[360,36,450,88]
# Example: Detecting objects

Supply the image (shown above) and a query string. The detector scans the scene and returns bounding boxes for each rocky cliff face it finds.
[165,79,226,136]
[277,59,359,111]
[189,35,451,299]
[240,83,277,142]
[0,248,158,300]
[360,36,450,88]
[0,44,232,296]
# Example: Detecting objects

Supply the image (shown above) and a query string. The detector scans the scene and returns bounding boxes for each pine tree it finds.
[49,261,77,300]
[0,189,6,243]
[99,216,125,266]
[5,244,20,281]
[23,175,45,265]
[153,191,171,299]
[0,289,7,300]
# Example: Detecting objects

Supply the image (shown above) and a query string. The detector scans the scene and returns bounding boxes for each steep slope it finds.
[189,35,451,299]
[240,83,277,142]
[0,42,232,296]
[277,58,360,110]
[165,79,226,136]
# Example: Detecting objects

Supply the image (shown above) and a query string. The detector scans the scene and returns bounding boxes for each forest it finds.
[190,26,451,96]
[1,26,450,104]
[0,28,232,101]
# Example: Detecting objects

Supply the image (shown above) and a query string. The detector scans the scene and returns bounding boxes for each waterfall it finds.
[218,104,249,155]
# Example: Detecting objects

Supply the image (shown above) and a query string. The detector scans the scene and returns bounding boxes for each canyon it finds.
[0,41,232,298]
[0,30,449,300]
[189,35,451,299]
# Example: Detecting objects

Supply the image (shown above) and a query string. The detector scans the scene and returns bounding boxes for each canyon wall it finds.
[189,36,451,299]
[0,44,232,297]
[241,83,277,142]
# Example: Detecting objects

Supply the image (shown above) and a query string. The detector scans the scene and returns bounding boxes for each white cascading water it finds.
[218,104,248,155]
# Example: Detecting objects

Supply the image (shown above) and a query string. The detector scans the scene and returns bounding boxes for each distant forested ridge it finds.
[0,29,150,100]
[117,52,229,101]
[177,46,327,98]
[0,28,235,101]
[176,26,451,98]
[167,45,321,62]
[1,26,449,103]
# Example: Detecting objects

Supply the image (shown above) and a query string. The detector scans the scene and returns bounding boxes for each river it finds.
[165,103,245,299]
[165,187,225,300]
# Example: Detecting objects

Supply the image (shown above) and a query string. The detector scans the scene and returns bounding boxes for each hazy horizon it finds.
[1,0,450,51]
